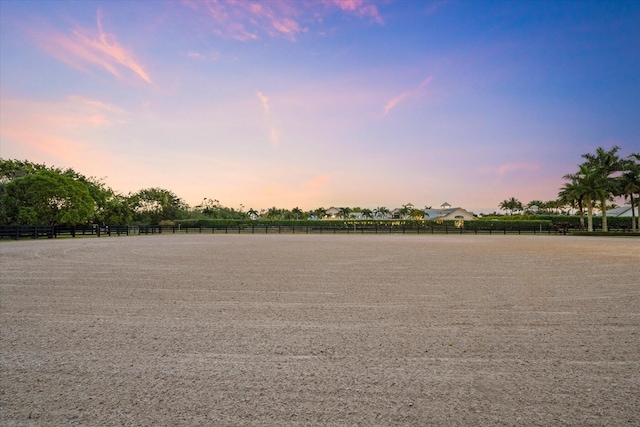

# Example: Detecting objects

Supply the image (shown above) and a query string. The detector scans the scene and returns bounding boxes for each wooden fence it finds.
[0,225,132,240]
[160,223,561,235]
[3,223,634,240]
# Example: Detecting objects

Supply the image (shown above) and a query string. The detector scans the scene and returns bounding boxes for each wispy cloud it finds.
[257,91,270,113]
[30,10,152,84]
[257,91,279,146]
[383,76,433,116]
[423,0,451,17]
[185,0,384,41]
[331,0,384,24]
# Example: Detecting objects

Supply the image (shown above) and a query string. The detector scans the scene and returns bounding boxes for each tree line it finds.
[1,146,639,231]
[498,146,639,232]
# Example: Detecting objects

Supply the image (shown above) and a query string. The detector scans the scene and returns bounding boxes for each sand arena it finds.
[1,234,639,425]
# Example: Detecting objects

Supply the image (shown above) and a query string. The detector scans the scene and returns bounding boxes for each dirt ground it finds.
[1,234,638,426]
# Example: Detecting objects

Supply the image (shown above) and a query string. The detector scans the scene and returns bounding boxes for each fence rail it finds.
[2,223,635,240]
[0,225,133,240]
[163,224,562,235]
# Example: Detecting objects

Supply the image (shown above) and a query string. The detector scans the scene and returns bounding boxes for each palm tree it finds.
[291,207,303,220]
[499,197,523,215]
[581,146,624,231]
[409,208,424,220]
[313,207,327,220]
[526,200,544,213]
[360,208,373,219]
[337,207,352,219]
[374,206,389,220]
[265,207,283,220]
[558,179,586,229]
[564,163,608,232]
[619,153,640,231]
[398,204,414,219]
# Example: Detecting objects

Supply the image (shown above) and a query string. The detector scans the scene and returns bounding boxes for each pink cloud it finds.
[331,0,384,24]
[257,91,270,113]
[383,76,433,116]
[188,0,383,41]
[257,91,279,146]
[30,11,151,84]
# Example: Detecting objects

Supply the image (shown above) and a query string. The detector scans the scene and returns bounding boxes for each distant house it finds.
[390,203,414,219]
[325,207,340,219]
[423,206,476,221]
[606,205,637,217]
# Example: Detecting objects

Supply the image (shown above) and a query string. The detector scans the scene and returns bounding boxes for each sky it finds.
[1,0,639,213]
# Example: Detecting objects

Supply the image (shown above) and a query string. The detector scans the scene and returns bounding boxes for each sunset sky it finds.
[1,0,639,213]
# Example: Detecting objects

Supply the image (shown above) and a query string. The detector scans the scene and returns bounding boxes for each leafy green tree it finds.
[0,159,48,183]
[99,194,134,225]
[1,169,94,225]
[1,159,133,225]
[130,188,188,224]
[1,159,49,207]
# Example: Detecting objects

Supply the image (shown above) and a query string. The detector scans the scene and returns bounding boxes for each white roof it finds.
[606,205,636,217]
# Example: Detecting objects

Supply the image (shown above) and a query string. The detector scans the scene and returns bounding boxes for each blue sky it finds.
[1,0,638,213]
